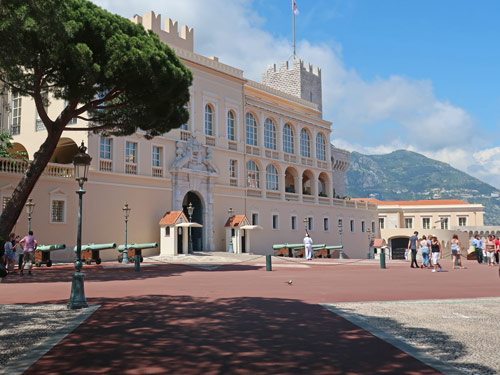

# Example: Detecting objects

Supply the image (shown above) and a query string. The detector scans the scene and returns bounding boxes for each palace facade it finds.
[0,11,378,261]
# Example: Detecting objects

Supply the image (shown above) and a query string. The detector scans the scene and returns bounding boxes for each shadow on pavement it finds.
[1,263,261,284]
[329,308,494,375]
[24,295,441,375]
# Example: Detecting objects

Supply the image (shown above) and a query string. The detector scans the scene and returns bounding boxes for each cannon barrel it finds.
[323,246,343,250]
[272,243,305,249]
[37,244,66,252]
[273,243,327,250]
[75,242,117,252]
[118,242,158,251]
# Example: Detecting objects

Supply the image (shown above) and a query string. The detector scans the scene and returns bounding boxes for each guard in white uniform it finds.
[304,234,313,260]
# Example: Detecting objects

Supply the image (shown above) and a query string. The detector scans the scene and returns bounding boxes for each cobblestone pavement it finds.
[324,298,500,375]
[0,304,98,374]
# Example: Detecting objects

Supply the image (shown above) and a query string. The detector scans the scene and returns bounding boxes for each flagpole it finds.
[292,0,296,59]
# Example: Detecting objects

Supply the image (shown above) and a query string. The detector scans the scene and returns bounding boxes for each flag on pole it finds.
[293,1,299,15]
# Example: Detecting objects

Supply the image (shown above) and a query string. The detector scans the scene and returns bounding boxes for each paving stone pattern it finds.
[326,298,500,375]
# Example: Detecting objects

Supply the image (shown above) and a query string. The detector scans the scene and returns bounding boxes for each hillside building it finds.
[0,11,378,261]
[354,198,483,258]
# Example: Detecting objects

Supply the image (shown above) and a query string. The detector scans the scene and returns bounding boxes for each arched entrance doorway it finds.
[183,191,203,252]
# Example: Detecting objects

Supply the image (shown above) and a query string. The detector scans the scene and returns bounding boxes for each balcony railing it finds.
[152,166,163,177]
[180,130,190,141]
[125,163,137,175]
[99,159,113,172]
[0,158,74,178]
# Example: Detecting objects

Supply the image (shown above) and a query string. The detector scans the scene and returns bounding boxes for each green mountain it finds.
[345,150,500,225]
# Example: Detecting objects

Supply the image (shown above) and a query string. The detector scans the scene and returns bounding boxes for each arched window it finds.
[227,110,235,141]
[204,104,214,136]
[246,113,257,146]
[247,160,260,188]
[316,133,326,161]
[283,124,294,154]
[300,128,311,158]
[266,164,279,191]
[264,118,277,150]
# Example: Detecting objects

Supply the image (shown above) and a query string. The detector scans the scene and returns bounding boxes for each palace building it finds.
[0,11,378,261]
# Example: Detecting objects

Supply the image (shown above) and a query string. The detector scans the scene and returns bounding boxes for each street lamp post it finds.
[25,197,35,233]
[122,203,131,264]
[367,228,371,259]
[187,202,194,254]
[337,219,344,260]
[228,207,234,253]
[68,141,91,310]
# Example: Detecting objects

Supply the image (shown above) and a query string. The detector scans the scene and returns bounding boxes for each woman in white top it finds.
[419,235,430,269]
[450,234,464,269]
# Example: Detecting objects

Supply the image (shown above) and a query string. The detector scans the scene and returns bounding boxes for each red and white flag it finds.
[293,1,299,15]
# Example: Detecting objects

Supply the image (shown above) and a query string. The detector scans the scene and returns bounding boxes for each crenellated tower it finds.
[261,59,323,114]
[130,11,194,52]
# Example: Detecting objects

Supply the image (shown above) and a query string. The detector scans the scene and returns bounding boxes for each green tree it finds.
[0,0,192,240]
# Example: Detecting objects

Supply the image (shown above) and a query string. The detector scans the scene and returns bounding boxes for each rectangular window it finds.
[371,221,376,233]
[458,217,467,226]
[361,221,366,232]
[152,146,162,167]
[404,218,413,229]
[252,213,259,225]
[350,220,355,232]
[100,138,112,159]
[229,160,237,178]
[307,217,313,231]
[422,218,430,229]
[165,227,170,237]
[440,218,449,230]
[272,214,279,229]
[35,90,48,131]
[323,217,329,231]
[125,141,137,163]
[291,215,297,230]
[10,92,22,135]
[51,200,65,223]
[379,218,385,230]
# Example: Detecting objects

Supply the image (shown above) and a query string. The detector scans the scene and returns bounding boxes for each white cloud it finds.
[91,0,498,187]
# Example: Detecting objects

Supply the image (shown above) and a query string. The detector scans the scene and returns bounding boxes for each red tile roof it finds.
[159,211,184,226]
[352,198,469,206]
[224,215,247,227]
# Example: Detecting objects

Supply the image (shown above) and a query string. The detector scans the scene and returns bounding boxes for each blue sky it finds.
[92,0,500,188]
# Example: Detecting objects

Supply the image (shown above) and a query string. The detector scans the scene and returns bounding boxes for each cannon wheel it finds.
[47,260,52,267]
[35,261,41,267]
[96,258,102,265]
[117,255,123,263]
[85,258,92,265]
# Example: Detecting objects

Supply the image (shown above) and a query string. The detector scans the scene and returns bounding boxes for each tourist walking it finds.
[4,233,18,274]
[472,235,483,264]
[419,235,430,268]
[19,231,37,276]
[485,235,496,266]
[304,233,313,260]
[450,234,464,269]
[408,231,419,268]
[494,235,499,264]
[430,236,443,272]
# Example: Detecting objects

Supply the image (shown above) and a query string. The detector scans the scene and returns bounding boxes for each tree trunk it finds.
[0,127,64,242]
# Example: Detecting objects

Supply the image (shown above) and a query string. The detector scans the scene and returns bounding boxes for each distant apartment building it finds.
[353,198,483,258]
[0,11,377,261]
